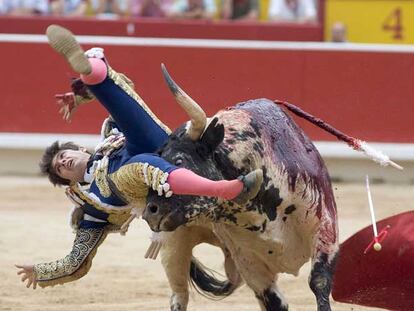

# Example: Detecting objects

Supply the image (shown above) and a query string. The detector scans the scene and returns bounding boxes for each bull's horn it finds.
[161,63,207,141]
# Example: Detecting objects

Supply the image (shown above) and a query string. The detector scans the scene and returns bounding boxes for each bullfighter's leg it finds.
[46,24,170,154]
[308,213,339,311]
[110,153,262,203]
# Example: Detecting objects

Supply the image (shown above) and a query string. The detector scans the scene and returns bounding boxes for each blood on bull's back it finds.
[212,99,338,274]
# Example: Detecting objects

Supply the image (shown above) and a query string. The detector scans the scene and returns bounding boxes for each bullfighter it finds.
[16,25,263,289]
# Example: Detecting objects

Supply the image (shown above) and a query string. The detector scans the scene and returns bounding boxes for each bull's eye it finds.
[175,158,184,166]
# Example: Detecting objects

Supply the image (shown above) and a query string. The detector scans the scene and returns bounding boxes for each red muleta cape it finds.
[332,211,414,310]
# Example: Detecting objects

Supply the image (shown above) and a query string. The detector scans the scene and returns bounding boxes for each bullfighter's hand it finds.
[15,264,37,289]
[55,92,76,122]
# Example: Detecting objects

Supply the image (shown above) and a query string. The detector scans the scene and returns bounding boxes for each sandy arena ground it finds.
[0,176,412,311]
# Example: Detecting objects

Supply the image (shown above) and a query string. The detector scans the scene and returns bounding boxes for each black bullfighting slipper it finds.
[46,24,91,75]
[233,169,263,205]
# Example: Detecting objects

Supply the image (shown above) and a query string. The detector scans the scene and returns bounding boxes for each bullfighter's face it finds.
[52,147,90,183]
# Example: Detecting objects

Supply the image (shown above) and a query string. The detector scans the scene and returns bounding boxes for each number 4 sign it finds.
[382,8,403,40]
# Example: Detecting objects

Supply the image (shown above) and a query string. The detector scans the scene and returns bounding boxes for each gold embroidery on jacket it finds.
[93,134,125,198]
[34,227,107,287]
[69,184,132,225]
[107,163,149,204]
[107,67,171,135]
[94,158,111,198]
[107,162,169,203]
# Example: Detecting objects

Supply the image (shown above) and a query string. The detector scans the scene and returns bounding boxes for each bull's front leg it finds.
[160,226,196,311]
[309,251,338,311]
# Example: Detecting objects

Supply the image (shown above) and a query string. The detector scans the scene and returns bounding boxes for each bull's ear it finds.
[199,117,224,153]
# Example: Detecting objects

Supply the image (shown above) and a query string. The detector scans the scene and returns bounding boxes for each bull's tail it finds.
[275,100,403,170]
[189,257,239,300]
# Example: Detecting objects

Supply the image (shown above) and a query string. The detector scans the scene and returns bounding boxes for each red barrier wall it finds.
[1,39,413,143]
[0,16,322,41]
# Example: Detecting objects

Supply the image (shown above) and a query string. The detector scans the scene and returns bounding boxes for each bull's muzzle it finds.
[142,202,186,232]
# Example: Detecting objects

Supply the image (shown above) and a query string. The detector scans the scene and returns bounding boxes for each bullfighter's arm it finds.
[24,224,108,288]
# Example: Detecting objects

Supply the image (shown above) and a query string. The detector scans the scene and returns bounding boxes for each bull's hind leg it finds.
[308,215,339,311]
[255,281,289,311]
[235,254,288,311]
[213,225,288,310]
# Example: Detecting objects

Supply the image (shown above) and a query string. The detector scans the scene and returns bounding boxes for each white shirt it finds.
[268,0,316,22]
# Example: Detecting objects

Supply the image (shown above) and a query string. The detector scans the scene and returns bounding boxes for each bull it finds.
[143,65,339,311]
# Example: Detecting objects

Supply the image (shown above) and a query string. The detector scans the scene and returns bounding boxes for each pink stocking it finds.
[167,168,243,200]
[80,58,107,85]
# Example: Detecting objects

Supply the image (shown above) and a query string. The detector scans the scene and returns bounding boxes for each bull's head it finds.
[142,65,228,232]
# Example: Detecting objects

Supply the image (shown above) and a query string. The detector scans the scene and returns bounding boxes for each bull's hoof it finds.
[46,25,91,75]
[233,169,263,205]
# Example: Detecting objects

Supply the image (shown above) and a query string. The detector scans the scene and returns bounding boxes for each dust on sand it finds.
[1,176,411,311]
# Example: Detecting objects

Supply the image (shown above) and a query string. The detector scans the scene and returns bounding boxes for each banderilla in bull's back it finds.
[274,100,403,170]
